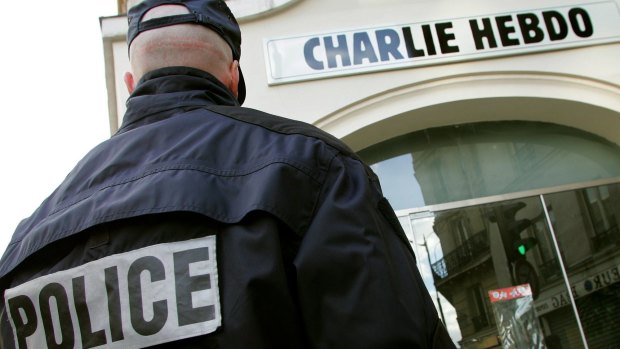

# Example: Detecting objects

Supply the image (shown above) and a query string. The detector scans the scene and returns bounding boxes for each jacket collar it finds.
[119,66,239,133]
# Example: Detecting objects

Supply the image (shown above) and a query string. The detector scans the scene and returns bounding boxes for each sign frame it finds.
[264,1,620,85]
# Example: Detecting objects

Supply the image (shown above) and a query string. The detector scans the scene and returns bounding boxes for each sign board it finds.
[534,261,620,316]
[264,1,620,84]
[489,284,533,303]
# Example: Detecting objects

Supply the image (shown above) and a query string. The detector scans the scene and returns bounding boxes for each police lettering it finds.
[469,7,593,50]
[4,237,220,349]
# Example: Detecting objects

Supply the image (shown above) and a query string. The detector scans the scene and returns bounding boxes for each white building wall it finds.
[99,2,620,347]
[101,0,620,149]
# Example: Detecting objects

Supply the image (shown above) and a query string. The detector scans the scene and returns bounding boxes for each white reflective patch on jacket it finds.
[4,235,220,349]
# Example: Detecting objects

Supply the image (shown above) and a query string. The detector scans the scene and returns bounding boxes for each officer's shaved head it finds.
[124,1,239,96]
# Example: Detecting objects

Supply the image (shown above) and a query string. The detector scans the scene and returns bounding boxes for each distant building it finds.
[101,1,620,347]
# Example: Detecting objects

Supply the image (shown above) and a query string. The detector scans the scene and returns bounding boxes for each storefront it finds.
[361,122,620,347]
[101,0,620,347]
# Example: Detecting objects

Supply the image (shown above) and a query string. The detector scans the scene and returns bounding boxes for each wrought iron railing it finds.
[431,229,489,279]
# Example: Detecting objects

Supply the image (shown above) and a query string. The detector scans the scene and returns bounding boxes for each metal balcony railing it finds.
[431,229,489,279]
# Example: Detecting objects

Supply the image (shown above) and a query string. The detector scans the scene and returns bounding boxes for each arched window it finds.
[359,121,620,209]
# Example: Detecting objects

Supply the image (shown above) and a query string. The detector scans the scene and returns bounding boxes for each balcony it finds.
[432,229,489,279]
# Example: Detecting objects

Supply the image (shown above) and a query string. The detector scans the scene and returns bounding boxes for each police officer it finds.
[0,1,455,348]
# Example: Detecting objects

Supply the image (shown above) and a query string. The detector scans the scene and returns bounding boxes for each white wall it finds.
[102,0,620,148]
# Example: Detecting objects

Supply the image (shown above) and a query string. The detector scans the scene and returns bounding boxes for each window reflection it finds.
[361,122,620,209]
[365,121,620,347]
[583,186,620,250]
[408,183,620,348]
[410,196,584,348]
[545,184,620,348]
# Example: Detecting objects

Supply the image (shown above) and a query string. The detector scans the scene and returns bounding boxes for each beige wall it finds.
[102,0,620,149]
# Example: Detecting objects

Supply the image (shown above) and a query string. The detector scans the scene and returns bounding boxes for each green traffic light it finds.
[515,237,538,256]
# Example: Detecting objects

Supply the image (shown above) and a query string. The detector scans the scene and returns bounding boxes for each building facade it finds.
[101,1,620,347]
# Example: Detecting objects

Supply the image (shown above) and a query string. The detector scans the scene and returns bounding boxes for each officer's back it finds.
[0,1,455,348]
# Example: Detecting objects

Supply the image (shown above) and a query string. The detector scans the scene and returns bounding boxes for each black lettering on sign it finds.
[7,295,37,349]
[559,293,569,306]
[601,269,612,285]
[543,11,569,41]
[612,266,620,281]
[402,26,425,58]
[569,8,593,38]
[4,236,220,348]
[174,247,215,326]
[551,293,570,308]
[517,13,545,44]
[469,18,498,50]
[39,283,74,349]
[468,7,593,50]
[293,5,600,77]
[72,276,107,348]
[435,22,459,54]
[495,15,520,46]
[593,274,602,289]
[421,24,437,55]
[104,266,125,342]
[128,256,168,336]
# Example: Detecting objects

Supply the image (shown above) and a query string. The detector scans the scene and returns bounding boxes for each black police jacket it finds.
[0,67,454,349]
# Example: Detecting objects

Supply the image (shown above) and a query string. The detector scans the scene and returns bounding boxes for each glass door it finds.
[408,196,587,349]
[542,184,620,349]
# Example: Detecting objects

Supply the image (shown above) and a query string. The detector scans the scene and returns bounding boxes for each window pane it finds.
[410,196,585,348]
[543,183,620,348]
[360,122,620,209]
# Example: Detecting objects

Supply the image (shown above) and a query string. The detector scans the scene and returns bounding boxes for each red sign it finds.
[488,284,532,303]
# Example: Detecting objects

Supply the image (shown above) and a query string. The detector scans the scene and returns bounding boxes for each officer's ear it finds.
[124,72,136,94]
[228,60,239,98]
